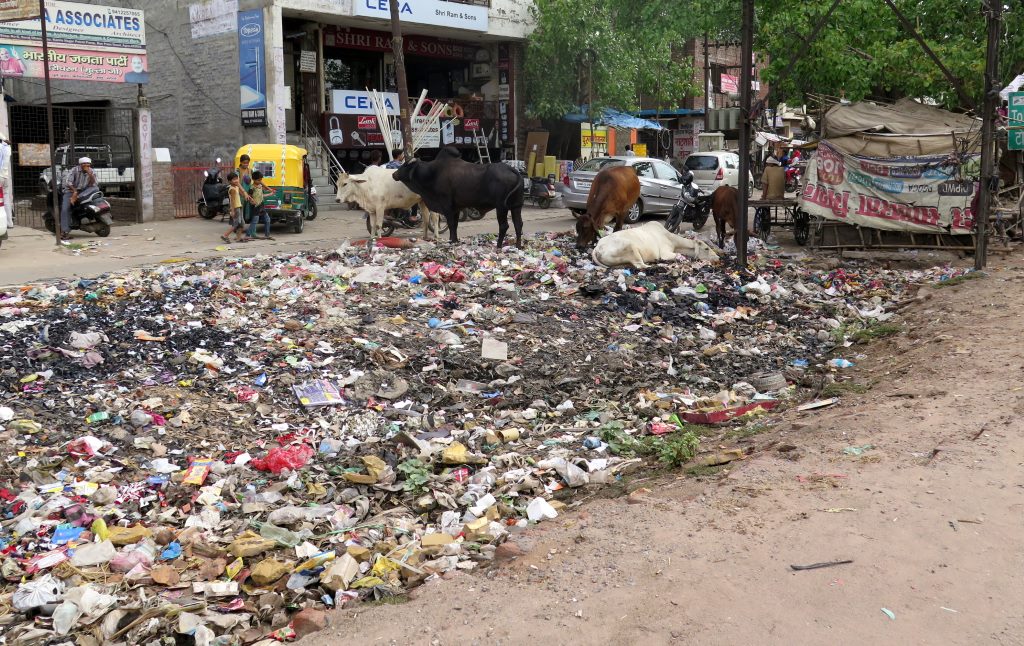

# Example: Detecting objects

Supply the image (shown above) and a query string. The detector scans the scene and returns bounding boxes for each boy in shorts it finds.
[221,172,248,243]
[245,170,274,240]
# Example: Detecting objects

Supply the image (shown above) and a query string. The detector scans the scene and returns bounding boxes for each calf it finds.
[592,221,721,269]
[392,147,525,249]
[575,165,641,249]
[334,165,438,239]
[711,185,738,249]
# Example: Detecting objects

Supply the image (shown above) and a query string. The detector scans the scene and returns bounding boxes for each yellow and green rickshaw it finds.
[233,144,316,233]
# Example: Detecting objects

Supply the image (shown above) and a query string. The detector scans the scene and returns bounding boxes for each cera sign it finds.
[330,90,399,115]
[354,0,487,32]
[799,141,980,235]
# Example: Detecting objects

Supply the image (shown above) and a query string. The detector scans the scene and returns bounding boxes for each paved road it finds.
[0,206,584,286]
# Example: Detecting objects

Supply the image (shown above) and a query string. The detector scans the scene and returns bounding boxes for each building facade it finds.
[6,0,534,165]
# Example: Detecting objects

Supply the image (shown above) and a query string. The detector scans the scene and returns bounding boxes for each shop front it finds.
[315,25,513,169]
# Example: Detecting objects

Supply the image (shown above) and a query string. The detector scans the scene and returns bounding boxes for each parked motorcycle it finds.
[306,186,319,220]
[522,173,557,209]
[44,187,113,237]
[198,158,229,220]
[364,207,450,237]
[665,183,711,233]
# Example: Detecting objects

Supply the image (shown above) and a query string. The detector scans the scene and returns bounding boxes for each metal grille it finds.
[172,162,231,219]
[9,105,140,232]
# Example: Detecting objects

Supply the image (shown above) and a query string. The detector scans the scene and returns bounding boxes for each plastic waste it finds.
[828,358,855,368]
[251,445,314,474]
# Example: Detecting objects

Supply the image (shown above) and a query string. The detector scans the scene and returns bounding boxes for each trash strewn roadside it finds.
[0,232,970,644]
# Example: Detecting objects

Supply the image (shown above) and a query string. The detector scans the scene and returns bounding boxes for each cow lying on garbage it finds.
[574,165,641,250]
[592,222,721,269]
[334,165,438,239]
[392,147,525,249]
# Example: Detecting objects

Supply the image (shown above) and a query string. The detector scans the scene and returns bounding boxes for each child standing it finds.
[245,170,274,240]
[221,172,248,243]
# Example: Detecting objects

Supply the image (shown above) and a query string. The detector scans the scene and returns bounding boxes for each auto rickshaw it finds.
[233,144,316,233]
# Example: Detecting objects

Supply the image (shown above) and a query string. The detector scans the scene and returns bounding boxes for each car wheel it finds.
[625,199,642,224]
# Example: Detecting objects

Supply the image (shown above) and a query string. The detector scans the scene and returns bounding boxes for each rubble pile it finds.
[0,233,969,644]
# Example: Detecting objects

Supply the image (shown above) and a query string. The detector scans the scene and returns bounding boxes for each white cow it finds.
[592,222,721,269]
[334,165,439,239]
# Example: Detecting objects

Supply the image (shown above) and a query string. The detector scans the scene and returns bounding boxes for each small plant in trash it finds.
[397,459,431,493]
[649,431,700,467]
[852,323,903,343]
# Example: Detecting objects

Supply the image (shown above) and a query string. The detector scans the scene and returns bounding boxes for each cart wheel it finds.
[794,214,810,246]
[754,207,771,241]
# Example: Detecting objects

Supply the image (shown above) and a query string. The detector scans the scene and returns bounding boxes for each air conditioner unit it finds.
[471,63,491,79]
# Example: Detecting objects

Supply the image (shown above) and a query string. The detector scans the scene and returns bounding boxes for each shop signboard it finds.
[323,113,495,150]
[464,118,479,131]
[0,1,147,83]
[238,9,267,127]
[353,0,487,32]
[331,89,399,115]
[299,50,316,73]
[672,119,704,159]
[720,74,738,94]
[0,1,144,50]
[799,141,979,234]
[324,26,478,61]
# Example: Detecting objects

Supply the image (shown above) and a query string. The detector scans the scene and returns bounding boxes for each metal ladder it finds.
[475,128,492,164]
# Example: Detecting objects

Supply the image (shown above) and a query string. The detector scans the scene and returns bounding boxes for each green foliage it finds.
[525,0,713,120]
[851,323,903,343]
[397,459,430,493]
[756,0,1024,109]
[598,423,700,466]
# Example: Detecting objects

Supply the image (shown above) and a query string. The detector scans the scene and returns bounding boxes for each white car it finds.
[683,151,754,197]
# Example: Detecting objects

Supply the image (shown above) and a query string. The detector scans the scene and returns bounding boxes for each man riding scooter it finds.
[61,156,97,240]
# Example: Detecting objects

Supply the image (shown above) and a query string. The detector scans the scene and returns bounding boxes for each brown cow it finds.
[711,185,739,249]
[574,165,641,249]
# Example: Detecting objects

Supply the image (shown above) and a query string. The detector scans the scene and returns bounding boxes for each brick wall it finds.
[152,162,175,221]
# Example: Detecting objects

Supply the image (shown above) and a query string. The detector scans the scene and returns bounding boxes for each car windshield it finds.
[575,158,623,173]
[685,156,719,171]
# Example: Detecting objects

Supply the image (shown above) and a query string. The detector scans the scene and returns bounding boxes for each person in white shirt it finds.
[623,145,636,157]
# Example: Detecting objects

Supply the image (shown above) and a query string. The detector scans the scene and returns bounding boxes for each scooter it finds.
[522,173,557,209]
[785,162,804,194]
[665,183,711,233]
[44,187,113,238]
[368,206,423,236]
[198,158,229,220]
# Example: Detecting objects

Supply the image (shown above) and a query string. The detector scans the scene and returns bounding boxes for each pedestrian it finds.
[761,157,786,200]
[237,154,253,226]
[623,144,636,157]
[220,172,248,243]
[369,149,383,166]
[385,149,405,169]
[61,157,97,240]
[245,170,274,241]
[0,131,11,229]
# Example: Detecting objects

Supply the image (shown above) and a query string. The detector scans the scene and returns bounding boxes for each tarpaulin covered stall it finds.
[800,99,981,234]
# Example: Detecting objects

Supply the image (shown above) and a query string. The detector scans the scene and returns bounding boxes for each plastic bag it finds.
[250,444,314,474]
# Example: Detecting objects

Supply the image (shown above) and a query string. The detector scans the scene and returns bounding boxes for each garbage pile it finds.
[0,233,970,644]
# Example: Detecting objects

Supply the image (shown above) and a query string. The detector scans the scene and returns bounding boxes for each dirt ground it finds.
[300,252,1024,646]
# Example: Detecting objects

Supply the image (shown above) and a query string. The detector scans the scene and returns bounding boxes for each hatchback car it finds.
[683,151,754,197]
[561,156,686,224]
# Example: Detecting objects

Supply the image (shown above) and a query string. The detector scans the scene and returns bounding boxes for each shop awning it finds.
[564,106,665,130]
[635,108,704,117]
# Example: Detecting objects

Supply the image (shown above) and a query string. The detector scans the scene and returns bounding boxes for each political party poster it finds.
[799,141,980,235]
[238,9,266,127]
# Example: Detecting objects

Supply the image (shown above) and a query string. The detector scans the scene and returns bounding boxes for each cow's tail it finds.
[502,181,521,209]
[591,247,607,267]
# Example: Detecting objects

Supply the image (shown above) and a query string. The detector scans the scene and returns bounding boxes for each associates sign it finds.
[354,0,487,32]
[0,1,148,83]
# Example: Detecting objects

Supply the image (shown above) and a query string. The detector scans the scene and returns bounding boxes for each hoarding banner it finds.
[0,0,39,23]
[799,141,980,235]
[238,9,266,127]
[0,1,145,51]
[0,43,147,82]
[354,0,487,32]
[189,0,237,40]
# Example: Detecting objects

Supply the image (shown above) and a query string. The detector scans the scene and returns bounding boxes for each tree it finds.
[524,0,716,120]
[755,0,1024,110]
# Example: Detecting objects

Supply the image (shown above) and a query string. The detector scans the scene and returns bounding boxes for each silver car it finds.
[561,156,686,224]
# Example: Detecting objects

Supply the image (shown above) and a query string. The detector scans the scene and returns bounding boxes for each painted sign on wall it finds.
[0,1,145,51]
[238,9,266,127]
[0,43,148,83]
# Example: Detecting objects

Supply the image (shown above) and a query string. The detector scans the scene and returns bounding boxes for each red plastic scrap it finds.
[250,444,315,474]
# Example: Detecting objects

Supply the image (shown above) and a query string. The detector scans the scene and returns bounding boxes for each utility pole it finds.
[702,34,709,132]
[40,0,60,246]
[388,0,414,159]
[735,0,754,268]
[975,0,1002,270]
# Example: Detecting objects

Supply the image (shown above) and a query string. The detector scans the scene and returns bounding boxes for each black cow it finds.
[392,147,525,249]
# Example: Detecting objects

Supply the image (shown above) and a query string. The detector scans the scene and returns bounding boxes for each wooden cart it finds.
[750,198,811,245]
